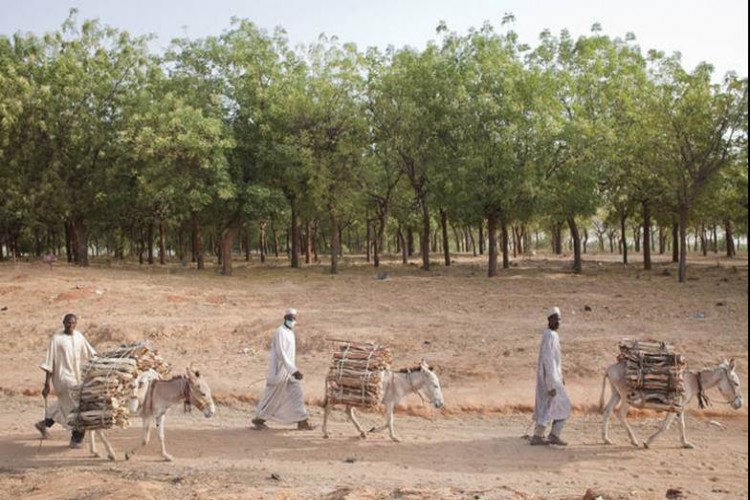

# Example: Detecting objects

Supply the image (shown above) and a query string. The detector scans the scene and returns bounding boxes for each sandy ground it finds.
[0,252,747,499]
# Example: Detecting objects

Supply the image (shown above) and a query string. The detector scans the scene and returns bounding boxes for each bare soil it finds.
[0,252,747,499]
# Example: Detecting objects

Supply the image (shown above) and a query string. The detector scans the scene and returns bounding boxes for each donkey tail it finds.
[599,371,609,413]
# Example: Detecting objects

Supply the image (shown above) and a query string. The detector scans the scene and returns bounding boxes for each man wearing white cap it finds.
[530,306,571,446]
[252,308,315,430]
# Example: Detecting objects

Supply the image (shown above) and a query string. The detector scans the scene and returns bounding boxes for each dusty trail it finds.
[0,253,746,499]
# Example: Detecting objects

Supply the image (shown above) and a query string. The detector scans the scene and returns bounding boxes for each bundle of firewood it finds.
[326,341,392,408]
[618,339,687,412]
[68,357,137,430]
[68,341,171,430]
[101,341,172,378]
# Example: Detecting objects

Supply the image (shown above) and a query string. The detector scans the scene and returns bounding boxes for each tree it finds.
[652,55,747,281]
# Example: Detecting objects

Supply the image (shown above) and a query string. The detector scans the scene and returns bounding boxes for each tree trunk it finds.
[375,211,388,268]
[633,225,641,253]
[65,220,74,263]
[419,199,430,271]
[329,204,339,275]
[642,201,652,271]
[271,222,279,258]
[259,222,267,263]
[179,225,187,263]
[582,227,588,254]
[478,222,484,255]
[487,213,498,277]
[290,199,300,268]
[191,211,205,270]
[158,220,167,265]
[678,205,689,283]
[220,226,237,275]
[398,227,408,264]
[671,219,679,263]
[619,207,628,264]
[500,213,509,269]
[367,220,373,265]
[147,222,154,265]
[73,216,89,267]
[440,208,450,267]
[568,216,582,274]
[243,227,251,262]
[137,227,144,265]
[725,218,735,257]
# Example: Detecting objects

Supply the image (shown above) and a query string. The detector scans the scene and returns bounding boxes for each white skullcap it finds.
[284,308,298,317]
[547,307,561,319]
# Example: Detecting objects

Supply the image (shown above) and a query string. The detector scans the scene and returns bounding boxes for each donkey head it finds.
[186,366,216,417]
[717,359,742,410]
[419,359,444,409]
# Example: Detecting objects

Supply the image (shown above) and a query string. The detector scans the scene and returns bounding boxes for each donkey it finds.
[322,359,444,442]
[90,367,216,461]
[600,358,742,449]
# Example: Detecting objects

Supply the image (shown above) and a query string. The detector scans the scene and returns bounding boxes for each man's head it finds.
[547,307,561,330]
[63,313,77,334]
[284,308,298,329]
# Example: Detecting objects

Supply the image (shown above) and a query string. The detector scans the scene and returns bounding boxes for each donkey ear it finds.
[729,358,736,371]
[194,370,201,378]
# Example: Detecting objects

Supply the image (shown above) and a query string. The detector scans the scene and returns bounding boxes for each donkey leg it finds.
[322,403,331,439]
[97,430,117,461]
[385,404,401,443]
[601,390,620,445]
[156,414,173,462]
[616,402,639,447]
[346,407,367,439]
[677,412,695,449]
[126,416,152,460]
[89,430,100,458]
[644,412,676,448]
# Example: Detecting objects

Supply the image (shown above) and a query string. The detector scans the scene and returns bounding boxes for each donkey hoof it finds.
[603,438,613,445]
[107,454,116,461]
[163,454,174,462]
[682,442,695,449]
[642,442,650,449]
[359,433,367,440]
[323,433,330,439]
[125,452,131,461]
[92,451,102,458]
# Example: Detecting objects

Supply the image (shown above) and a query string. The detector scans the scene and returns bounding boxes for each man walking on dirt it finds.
[530,306,571,446]
[35,313,97,448]
[252,308,315,431]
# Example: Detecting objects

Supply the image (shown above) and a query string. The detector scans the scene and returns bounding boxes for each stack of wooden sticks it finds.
[68,341,171,430]
[326,341,393,408]
[618,339,687,412]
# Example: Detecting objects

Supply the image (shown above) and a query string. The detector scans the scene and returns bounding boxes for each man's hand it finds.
[42,383,50,399]
[292,371,304,380]
[547,388,557,397]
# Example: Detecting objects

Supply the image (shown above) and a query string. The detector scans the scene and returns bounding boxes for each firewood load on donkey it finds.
[67,341,171,460]
[322,340,444,442]
[600,339,742,448]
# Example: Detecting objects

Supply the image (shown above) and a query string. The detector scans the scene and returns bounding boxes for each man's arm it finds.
[42,370,51,399]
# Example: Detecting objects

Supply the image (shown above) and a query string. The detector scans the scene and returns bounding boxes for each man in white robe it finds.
[252,308,315,430]
[530,306,571,446]
[35,313,97,448]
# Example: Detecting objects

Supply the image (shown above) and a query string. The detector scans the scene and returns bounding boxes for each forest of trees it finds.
[1,12,747,281]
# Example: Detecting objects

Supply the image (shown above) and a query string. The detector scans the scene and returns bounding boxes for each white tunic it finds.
[40,330,96,426]
[532,328,572,426]
[255,324,308,424]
